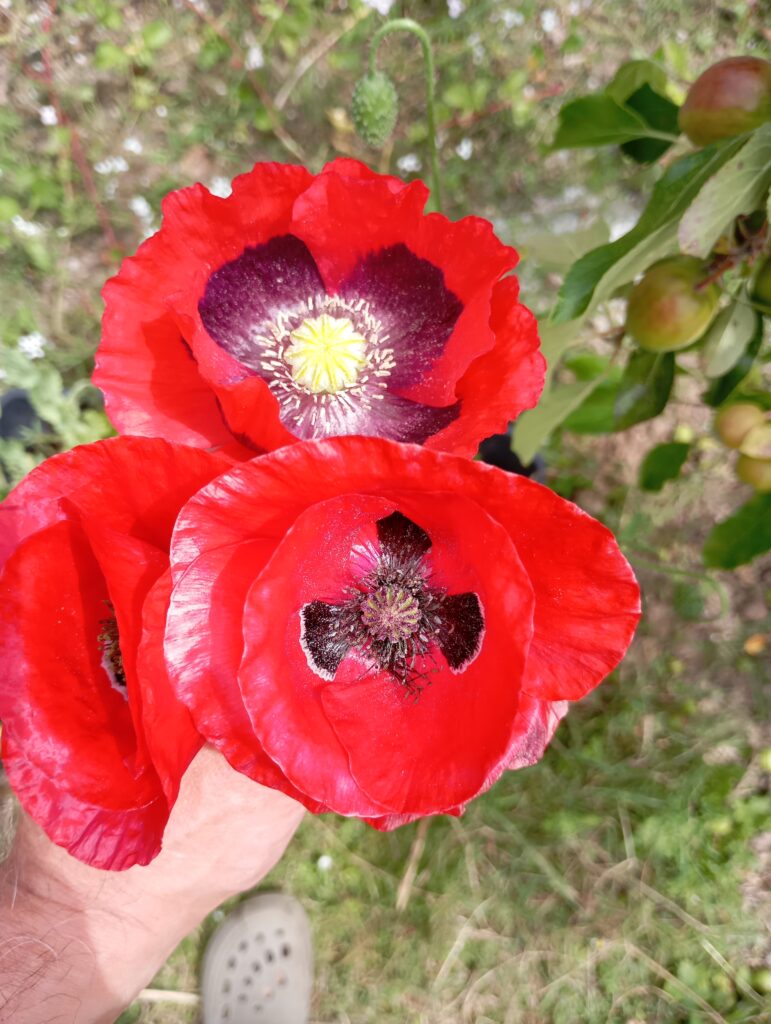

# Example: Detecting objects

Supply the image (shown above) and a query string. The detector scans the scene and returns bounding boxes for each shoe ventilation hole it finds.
[254,1005,263,1014]
[264,987,275,1000]
[238,940,248,952]
[221,1009,229,1020]
[265,950,275,963]
[255,932,265,943]
[275,927,285,937]
[281,943,291,957]
[222,980,231,994]
[238,993,247,1004]
[244,976,253,987]
[252,961,262,972]
[227,956,236,969]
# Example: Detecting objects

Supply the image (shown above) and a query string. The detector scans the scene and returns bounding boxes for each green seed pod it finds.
[352,71,399,148]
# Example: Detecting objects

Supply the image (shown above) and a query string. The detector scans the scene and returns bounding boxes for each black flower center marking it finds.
[98,601,127,697]
[300,511,484,694]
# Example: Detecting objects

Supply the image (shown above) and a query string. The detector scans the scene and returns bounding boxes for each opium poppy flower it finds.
[166,437,640,826]
[95,159,544,459]
[0,437,229,869]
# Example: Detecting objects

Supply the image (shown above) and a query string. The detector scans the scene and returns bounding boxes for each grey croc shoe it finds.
[201,893,313,1024]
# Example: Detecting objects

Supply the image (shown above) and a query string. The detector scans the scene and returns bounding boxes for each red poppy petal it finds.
[96,268,235,449]
[135,569,203,807]
[238,494,399,816]
[97,163,312,446]
[464,476,641,702]
[1,731,166,870]
[0,436,230,565]
[427,278,546,457]
[172,438,638,710]
[290,170,430,291]
[164,538,320,806]
[0,521,160,806]
[317,492,533,815]
[237,490,533,816]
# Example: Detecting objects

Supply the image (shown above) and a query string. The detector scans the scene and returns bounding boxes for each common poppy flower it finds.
[165,437,640,826]
[95,159,544,459]
[0,437,229,869]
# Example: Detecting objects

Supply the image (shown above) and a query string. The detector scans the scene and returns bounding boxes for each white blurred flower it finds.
[501,9,524,28]
[123,136,143,155]
[316,854,333,872]
[18,332,48,360]
[11,215,43,237]
[156,104,168,118]
[455,137,473,160]
[397,153,421,174]
[209,176,232,198]
[540,9,559,34]
[129,196,153,222]
[245,43,264,70]
[95,155,129,175]
[447,0,465,18]
[39,105,58,126]
[361,0,395,15]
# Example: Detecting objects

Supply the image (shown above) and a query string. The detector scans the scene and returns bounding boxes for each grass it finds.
[1,1,769,1021]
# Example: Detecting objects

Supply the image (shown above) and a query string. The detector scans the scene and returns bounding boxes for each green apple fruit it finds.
[679,56,771,146]
[626,256,720,352]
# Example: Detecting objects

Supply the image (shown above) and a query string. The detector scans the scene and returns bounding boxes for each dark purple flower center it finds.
[98,601,127,696]
[300,511,484,694]
[199,235,463,444]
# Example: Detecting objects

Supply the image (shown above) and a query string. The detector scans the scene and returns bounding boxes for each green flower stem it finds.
[368,18,443,212]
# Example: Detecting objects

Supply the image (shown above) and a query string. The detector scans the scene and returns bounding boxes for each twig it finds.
[432,899,490,989]
[137,988,200,1006]
[180,0,306,161]
[395,817,429,912]
[275,10,369,111]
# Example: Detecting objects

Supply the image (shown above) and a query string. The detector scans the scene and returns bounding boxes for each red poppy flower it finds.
[165,437,640,826]
[95,159,544,459]
[0,437,229,869]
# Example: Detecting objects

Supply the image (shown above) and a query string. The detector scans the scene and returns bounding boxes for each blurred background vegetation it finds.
[1,0,769,1021]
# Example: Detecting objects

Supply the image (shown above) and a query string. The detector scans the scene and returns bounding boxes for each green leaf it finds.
[553,137,748,323]
[621,84,680,164]
[679,123,771,258]
[605,59,669,103]
[562,375,623,434]
[638,441,691,490]
[613,350,675,430]
[703,493,771,568]
[702,319,763,407]
[512,376,607,464]
[141,19,173,50]
[701,300,760,377]
[551,95,651,149]
[94,40,131,72]
[520,220,609,270]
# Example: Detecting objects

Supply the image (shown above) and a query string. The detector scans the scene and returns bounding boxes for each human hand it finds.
[0,745,304,1024]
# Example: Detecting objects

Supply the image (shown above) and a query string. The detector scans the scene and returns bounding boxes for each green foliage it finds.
[678,123,771,258]
[553,138,746,324]
[613,350,675,429]
[639,441,691,490]
[703,493,771,568]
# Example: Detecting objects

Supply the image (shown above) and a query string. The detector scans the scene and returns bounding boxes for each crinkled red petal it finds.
[96,163,312,449]
[165,538,323,807]
[176,439,638,706]
[0,521,161,809]
[318,492,534,815]
[427,277,546,457]
[2,731,166,870]
[135,569,204,807]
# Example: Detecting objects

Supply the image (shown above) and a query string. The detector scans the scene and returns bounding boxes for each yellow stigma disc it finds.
[285,314,368,394]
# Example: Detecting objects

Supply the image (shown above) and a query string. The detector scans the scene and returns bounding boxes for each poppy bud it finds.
[352,71,399,147]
